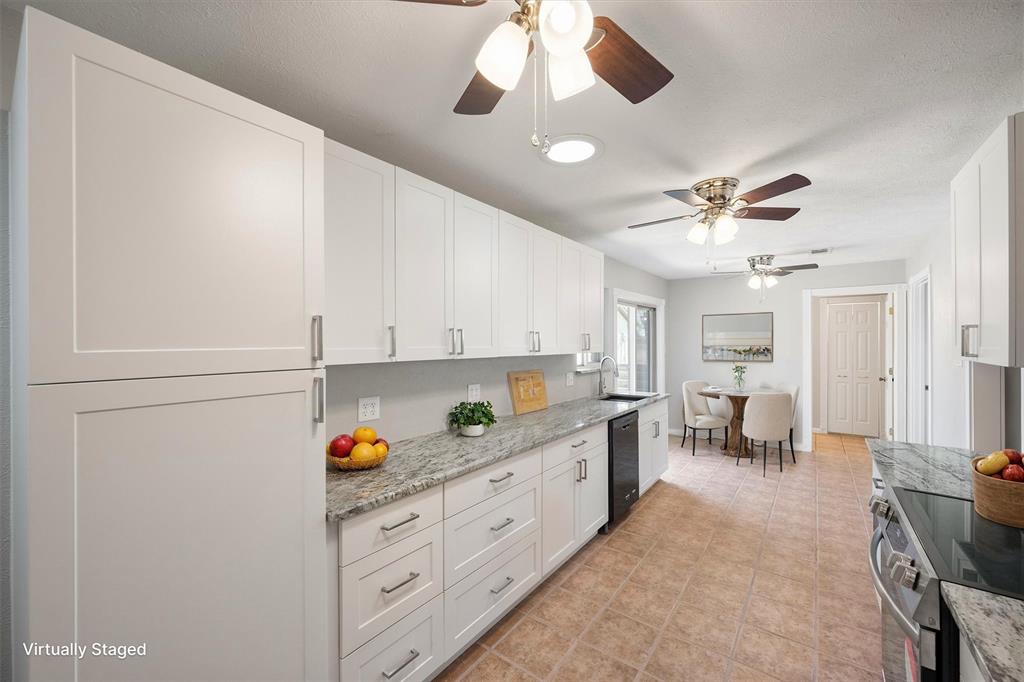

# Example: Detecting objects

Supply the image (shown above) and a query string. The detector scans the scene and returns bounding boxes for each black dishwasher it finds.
[603,411,639,530]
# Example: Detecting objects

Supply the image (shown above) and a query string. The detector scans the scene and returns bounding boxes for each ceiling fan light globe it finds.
[475,21,530,91]
[765,275,779,288]
[539,0,594,56]
[747,274,763,290]
[686,220,710,245]
[713,214,739,244]
[548,49,595,101]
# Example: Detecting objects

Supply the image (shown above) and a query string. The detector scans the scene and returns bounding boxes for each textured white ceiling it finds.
[5,0,1024,278]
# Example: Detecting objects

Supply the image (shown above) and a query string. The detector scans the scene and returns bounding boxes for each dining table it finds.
[698,387,783,458]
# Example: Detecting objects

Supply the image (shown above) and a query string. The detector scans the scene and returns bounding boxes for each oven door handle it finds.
[869,527,920,647]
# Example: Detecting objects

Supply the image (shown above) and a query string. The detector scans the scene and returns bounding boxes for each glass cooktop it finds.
[894,487,1024,600]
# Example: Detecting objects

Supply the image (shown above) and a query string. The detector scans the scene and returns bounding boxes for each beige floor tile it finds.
[817,589,881,633]
[728,662,782,681]
[665,602,740,656]
[743,594,814,645]
[610,579,676,628]
[581,609,659,668]
[679,580,748,618]
[494,617,573,678]
[530,587,604,638]
[818,615,882,671]
[644,634,729,681]
[583,546,641,580]
[550,642,638,682]
[756,552,815,585]
[466,653,538,681]
[481,607,528,647]
[605,528,657,558]
[752,570,814,610]
[434,643,486,681]
[817,653,883,681]
[559,563,624,605]
[629,552,693,594]
[733,625,815,682]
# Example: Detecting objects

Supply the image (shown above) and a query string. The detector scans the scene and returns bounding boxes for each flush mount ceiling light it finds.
[542,134,603,164]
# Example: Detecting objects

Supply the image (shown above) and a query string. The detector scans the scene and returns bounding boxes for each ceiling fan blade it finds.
[396,0,487,5]
[735,174,811,205]
[627,215,691,229]
[587,17,674,104]
[736,206,801,221]
[454,42,533,115]
[778,263,819,271]
[663,189,709,207]
[771,269,794,277]
[709,271,749,275]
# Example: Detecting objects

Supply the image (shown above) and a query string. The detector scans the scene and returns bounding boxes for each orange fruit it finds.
[350,442,377,462]
[373,442,388,458]
[352,427,378,444]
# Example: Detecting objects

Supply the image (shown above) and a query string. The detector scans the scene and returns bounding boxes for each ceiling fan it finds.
[711,254,819,298]
[627,174,811,246]
[401,0,674,114]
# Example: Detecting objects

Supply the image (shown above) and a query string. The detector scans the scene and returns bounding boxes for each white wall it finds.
[604,256,669,300]
[665,260,907,446]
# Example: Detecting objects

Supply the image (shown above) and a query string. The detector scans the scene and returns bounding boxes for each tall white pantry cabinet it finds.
[12,9,327,682]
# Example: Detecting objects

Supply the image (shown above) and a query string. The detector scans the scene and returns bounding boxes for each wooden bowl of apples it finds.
[972,449,1024,528]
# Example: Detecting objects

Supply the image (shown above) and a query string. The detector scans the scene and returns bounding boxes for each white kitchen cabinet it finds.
[452,194,501,358]
[14,370,327,682]
[540,443,608,575]
[951,113,1024,366]
[324,140,396,364]
[639,404,669,494]
[638,421,655,494]
[395,169,454,361]
[12,8,324,385]
[577,449,609,539]
[558,239,584,354]
[651,416,669,483]
[581,246,605,354]
[531,226,561,355]
[497,212,561,356]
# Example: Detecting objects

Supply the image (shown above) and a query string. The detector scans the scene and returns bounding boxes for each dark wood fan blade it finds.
[735,174,811,206]
[454,42,532,115]
[778,263,819,271]
[736,206,800,221]
[587,17,674,104]
[663,189,708,207]
[627,215,689,229]
[771,269,794,277]
[397,0,487,5]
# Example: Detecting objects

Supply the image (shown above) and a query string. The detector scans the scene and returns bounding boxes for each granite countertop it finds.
[867,439,1022,681]
[325,393,670,522]
[942,583,1024,682]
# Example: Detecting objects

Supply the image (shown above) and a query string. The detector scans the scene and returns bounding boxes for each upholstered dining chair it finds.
[681,380,729,456]
[776,383,800,462]
[741,392,792,476]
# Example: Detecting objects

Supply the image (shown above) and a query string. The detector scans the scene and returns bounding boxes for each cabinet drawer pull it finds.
[381,572,420,595]
[458,328,465,355]
[490,517,515,532]
[312,315,324,362]
[490,576,514,594]
[571,439,588,449]
[313,377,325,424]
[382,649,420,680]
[388,325,397,359]
[654,421,660,438]
[537,331,542,353]
[488,471,514,484]
[449,328,456,355]
[576,460,582,483]
[582,457,588,480]
[380,512,420,532]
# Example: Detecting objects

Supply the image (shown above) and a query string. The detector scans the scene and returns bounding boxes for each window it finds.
[615,301,656,393]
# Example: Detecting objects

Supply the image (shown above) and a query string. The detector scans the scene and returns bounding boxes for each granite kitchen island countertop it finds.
[868,439,1023,681]
[325,393,669,522]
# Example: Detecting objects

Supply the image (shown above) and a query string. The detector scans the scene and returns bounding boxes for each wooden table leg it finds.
[726,395,747,458]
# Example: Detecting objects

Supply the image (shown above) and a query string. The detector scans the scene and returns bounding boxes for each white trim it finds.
[607,288,667,394]
[801,282,908,451]
[907,267,933,444]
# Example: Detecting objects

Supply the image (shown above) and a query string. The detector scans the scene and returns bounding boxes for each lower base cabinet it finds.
[541,443,609,576]
[639,405,669,494]
[340,595,445,682]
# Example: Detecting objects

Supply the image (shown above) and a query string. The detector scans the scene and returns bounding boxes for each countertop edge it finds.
[326,393,670,523]
[942,582,1024,682]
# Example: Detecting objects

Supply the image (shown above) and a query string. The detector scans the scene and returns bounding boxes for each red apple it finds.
[374,438,389,450]
[329,434,355,458]
[1003,449,1023,465]
[1001,464,1024,482]
[992,472,1004,479]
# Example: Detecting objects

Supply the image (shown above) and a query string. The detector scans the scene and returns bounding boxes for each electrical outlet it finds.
[565,372,575,387]
[357,396,380,422]
[467,384,481,402]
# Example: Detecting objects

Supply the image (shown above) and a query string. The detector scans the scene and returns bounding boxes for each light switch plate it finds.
[468,384,481,402]
[358,396,380,422]
[565,372,575,387]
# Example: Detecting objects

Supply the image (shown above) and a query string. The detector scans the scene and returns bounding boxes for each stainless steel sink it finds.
[600,394,648,402]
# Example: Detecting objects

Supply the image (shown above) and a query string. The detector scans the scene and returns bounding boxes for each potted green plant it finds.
[732,363,748,390]
[448,400,497,437]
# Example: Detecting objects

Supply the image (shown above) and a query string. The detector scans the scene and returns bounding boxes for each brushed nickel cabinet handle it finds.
[576,460,582,482]
[537,331,542,353]
[489,471,514,484]
[381,572,420,595]
[582,457,588,480]
[312,315,323,362]
[490,576,514,594]
[458,328,465,355]
[388,325,397,359]
[571,440,588,449]
[490,517,515,532]
[380,512,420,532]
[449,328,456,355]
[382,649,420,680]
[313,377,325,424]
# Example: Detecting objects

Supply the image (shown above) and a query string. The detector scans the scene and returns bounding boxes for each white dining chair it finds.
[741,393,792,475]
[776,383,800,462]
[682,380,729,456]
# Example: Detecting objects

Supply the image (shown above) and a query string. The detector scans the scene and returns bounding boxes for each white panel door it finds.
[531,226,561,355]
[577,448,608,540]
[395,169,453,361]
[951,162,981,359]
[541,458,579,575]
[498,212,533,355]
[977,119,1013,366]
[581,247,605,355]
[13,8,324,384]
[638,421,655,494]
[828,303,882,437]
[558,239,584,354]
[453,194,500,358]
[14,370,326,682]
[828,304,854,434]
[324,140,396,364]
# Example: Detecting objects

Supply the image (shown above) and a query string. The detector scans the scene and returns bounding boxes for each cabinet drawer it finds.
[340,594,444,682]
[542,424,607,470]
[340,523,443,657]
[444,531,541,658]
[444,475,541,588]
[340,486,443,566]
[639,402,669,426]
[444,448,541,518]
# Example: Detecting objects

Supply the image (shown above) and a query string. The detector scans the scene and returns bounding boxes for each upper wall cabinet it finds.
[557,240,605,355]
[452,195,501,358]
[952,113,1024,367]
[12,8,324,385]
[324,141,396,364]
[498,212,561,356]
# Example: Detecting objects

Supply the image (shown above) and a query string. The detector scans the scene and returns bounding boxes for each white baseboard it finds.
[812,427,826,434]
[668,428,687,437]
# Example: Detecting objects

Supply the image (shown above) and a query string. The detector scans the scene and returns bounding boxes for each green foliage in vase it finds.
[447,401,497,429]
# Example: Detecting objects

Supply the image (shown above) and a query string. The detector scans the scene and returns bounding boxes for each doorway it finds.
[825,298,885,436]
[615,301,656,393]
[907,270,932,444]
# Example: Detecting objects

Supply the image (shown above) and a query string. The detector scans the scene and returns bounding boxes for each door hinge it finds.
[888,367,893,376]
[888,306,894,316]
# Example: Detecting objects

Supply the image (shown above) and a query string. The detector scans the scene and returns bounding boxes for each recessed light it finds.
[543,134,603,165]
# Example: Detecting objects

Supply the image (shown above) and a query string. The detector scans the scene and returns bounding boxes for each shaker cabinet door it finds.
[530,226,561,355]
[453,194,501,358]
[13,8,324,384]
[498,212,534,355]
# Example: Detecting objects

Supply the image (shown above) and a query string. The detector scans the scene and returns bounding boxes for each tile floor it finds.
[435,432,883,682]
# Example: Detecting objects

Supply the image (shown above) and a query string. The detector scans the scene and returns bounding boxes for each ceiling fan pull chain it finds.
[530,46,540,147]
[541,49,551,154]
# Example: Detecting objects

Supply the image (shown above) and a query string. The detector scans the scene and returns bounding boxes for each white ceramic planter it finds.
[459,424,485,437]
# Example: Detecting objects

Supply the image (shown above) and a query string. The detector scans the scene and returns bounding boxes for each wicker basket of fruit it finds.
[326,427,389,472]
[972,449,1024,528]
